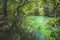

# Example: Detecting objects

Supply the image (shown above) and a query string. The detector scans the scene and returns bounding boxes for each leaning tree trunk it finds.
[3,0,8,17]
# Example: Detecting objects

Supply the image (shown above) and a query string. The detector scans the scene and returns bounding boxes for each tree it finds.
[0,0,60,40]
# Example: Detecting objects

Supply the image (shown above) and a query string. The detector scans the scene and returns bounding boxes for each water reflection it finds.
[32,30,46,40]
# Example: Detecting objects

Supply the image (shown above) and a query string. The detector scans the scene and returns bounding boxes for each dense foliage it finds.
[0,0,60,40]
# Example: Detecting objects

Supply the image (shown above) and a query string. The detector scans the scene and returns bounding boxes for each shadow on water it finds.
[32,30,46,40]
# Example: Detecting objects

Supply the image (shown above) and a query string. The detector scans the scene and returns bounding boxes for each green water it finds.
[27,16,52,37]
[28,16,49,27]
